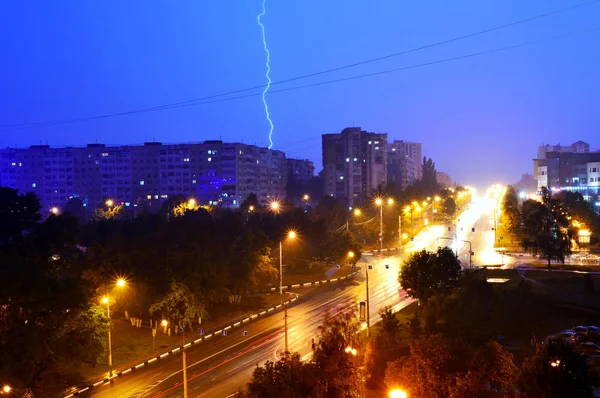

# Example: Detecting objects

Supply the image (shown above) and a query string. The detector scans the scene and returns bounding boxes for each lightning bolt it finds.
[257,0,274,149]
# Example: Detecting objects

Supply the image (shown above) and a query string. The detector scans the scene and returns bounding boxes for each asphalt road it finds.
[82,199,497,398]
[84,253,410,398]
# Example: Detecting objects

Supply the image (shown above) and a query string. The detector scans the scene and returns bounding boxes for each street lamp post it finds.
[279,231,296,294]
[365,264,370,337]
[375,198,393,252]
[102,278,126,369]
[101,296,112,367]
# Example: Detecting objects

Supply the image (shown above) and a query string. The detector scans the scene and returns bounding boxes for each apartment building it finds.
[533,141,600,211]
[322,127,387,207]
[0,141,311,214]
[386,139,422,190]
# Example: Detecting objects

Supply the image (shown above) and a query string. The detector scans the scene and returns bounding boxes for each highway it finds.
[83,193,499,398]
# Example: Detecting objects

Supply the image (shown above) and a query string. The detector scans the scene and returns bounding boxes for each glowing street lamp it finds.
[279,230,297,294]
[354,208,361,216]
[389,389,407,398]
[348,251,355,259]
[2,385,12,394]
[102,279,127,368]
[344,346,358,356]
[248,205,255,212]
[106,199,114,207]
[187,198,196,207]
[116,278,126,287]
[303,194,309,201]
[270,201,280,213]
[50,206,60,215]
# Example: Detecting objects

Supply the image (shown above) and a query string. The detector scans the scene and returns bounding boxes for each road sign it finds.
[243,330,248,336]
[368,264,373,270]
[199,327,204,335]
[222,329,227,336]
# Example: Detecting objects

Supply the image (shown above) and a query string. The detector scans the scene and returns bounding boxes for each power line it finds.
[1,0,598,131]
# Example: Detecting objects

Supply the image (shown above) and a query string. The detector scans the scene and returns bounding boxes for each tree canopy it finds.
[399,247,462,302]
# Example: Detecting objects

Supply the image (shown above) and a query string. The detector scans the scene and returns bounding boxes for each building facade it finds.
[322,127,387,207]
[0,141,311,214]
[533,141,600,212]
[386,140,422,190]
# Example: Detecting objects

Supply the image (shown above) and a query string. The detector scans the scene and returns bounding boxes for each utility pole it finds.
[379,205,383,252]
[182,327,188,398]
[279,240,283,295]
[284,304,289,352]
[366,266,370,337]
[182,350,188,398]
[398,214,401,245]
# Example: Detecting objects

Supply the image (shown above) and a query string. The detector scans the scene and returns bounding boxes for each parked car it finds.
[571,325,600,342]
[553,329,577,343]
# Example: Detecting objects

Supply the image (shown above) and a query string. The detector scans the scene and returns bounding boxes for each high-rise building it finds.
[386,140,422,190]
[0,141,310,214]
[322,127,387,207]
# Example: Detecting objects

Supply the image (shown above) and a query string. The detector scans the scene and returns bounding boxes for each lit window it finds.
[340,176,344,180]
[102,153,108,157]
[233,200,237,205]
[257,160,259,164]
[375,147,379,150]
[183,158,190,162]
[208,157,212,162]
[18,162,22,167]
[368,141,372,145]
[392,148,396,151]
[154,195,158,199]
[147,195,152,199]
[374,141,380,144]
[161,194,168,199]
[192,179,197,184]
[353,157,358,161]
[11,162,16,166]
[140,181,144,186]
[208,150,212,154]
[346,158,350,163]
[125,202,131,206]
[32,183,36,188]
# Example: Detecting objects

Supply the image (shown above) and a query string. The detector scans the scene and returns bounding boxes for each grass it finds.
[45,293,291,396]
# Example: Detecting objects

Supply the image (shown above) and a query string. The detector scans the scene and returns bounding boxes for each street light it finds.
[270,201,280,213]
[106,199,114,207]
[303,194,309,201]
[50,206,59,215]
[375,198,393,252]
[102,279,127,368]
[279,230,297,294]
[344,346,358,356]
[187,198,196,208]
[389,389,407,398]
[346,208,362,231]
[2,385,11,394]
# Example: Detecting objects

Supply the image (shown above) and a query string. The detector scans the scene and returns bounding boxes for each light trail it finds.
[257,0,275,149]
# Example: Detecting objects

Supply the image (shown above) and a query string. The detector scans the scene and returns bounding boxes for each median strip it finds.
[62,295,302,398]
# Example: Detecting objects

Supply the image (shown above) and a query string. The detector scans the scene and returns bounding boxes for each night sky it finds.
[1,0,599,187]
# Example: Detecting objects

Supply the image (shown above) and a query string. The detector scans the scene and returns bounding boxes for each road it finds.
[82,195,501,398]
[84,253,411,398]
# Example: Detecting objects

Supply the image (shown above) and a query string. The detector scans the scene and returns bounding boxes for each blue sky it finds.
[1,0,599,187]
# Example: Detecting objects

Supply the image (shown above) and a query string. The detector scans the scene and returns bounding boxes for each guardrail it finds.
[251,271,359,294]
[63,296,300,398]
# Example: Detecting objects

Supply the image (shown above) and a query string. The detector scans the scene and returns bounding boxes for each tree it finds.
[149,280,208,331]
[399,247,461,302]
[312,311,365,397]
[246,352,316,398]
[443,197,456,217]
[0,187,41,243]
[502,185,521,236]
[377,306,402,359]
[385,335,516,397]
[518,337,599,397]
[415,157,440,195]
[240,193,260,212]
[521,187,572,271]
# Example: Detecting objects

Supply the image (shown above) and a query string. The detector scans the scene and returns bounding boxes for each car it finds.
[571,326,600,342]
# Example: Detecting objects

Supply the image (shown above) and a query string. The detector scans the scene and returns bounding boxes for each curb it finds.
[250,271,359,294]
[62,296,300,398]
